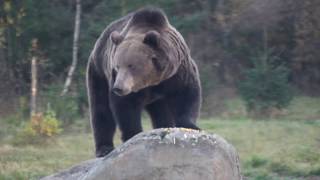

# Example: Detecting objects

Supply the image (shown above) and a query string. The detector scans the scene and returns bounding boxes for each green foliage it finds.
[246,155,268,168]
[310,166,320,175]
[41,85,81,125]
[21,1,74,75]
[13,108,62,145]
[239,51,293,118]
[0,172,26,180]
[1,0,320,119]
[199,62,219,97]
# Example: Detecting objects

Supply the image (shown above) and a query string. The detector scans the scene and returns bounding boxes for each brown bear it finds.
[87,7,201,157]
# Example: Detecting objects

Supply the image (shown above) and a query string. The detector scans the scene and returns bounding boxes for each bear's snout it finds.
[112,69,134,96]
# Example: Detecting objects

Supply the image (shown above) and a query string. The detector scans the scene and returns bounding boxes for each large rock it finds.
[42,128,242,180]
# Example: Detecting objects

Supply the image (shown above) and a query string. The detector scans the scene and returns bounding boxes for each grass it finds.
[285,96,320,120]
[223,96,320,121]
[0,96,319,180]
[200,119,320,179]
[0,133,95,180]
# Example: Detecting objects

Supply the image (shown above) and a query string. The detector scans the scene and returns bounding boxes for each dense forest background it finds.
[1,0,320,120]
[1,1,320,179]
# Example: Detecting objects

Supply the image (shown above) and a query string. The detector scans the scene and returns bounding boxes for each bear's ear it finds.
[110,31,124,45]
[143,30,160,48]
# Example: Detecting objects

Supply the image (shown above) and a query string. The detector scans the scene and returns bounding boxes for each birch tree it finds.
[30,39,38,117]
[61,0,81,96]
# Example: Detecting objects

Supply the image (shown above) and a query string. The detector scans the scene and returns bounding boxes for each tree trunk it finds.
[30,39,38,117]
[61,0,81,96]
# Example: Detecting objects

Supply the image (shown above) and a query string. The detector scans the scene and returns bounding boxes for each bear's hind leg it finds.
[87,63,116,157]
[146,99,175,129]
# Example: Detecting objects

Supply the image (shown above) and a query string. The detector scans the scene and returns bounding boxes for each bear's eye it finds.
[128,64,135,70]
[151,57,164,71]
[112,69,117,83]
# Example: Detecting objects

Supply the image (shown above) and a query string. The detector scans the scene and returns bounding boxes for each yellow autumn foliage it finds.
[14,108,62,145]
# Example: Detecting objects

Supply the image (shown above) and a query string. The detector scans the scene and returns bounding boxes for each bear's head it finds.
[110,30,175,96]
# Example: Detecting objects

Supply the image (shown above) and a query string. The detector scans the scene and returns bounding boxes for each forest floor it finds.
[0,97,319,180]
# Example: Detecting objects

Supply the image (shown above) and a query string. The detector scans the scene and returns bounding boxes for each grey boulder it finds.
[42,128,242,180]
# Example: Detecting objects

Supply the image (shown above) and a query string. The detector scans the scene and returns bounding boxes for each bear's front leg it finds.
[146,99,175,129]
[87,62,116,157]
[168,86,201,130]
[109,94,143,142]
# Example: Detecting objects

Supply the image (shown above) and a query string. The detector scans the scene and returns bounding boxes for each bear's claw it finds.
[96,146,114,157]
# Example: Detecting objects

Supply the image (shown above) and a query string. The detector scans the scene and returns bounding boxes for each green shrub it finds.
[310,166,320,175]
[268,161,306,176]
[238,51,293,118]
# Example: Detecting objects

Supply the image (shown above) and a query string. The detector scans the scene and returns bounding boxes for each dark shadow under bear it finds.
[87,7,202,157]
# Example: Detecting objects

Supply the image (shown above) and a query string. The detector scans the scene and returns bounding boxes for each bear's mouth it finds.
[112,87,131,96]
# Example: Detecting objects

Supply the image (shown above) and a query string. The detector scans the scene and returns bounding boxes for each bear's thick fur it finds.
[87,7,201,157]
